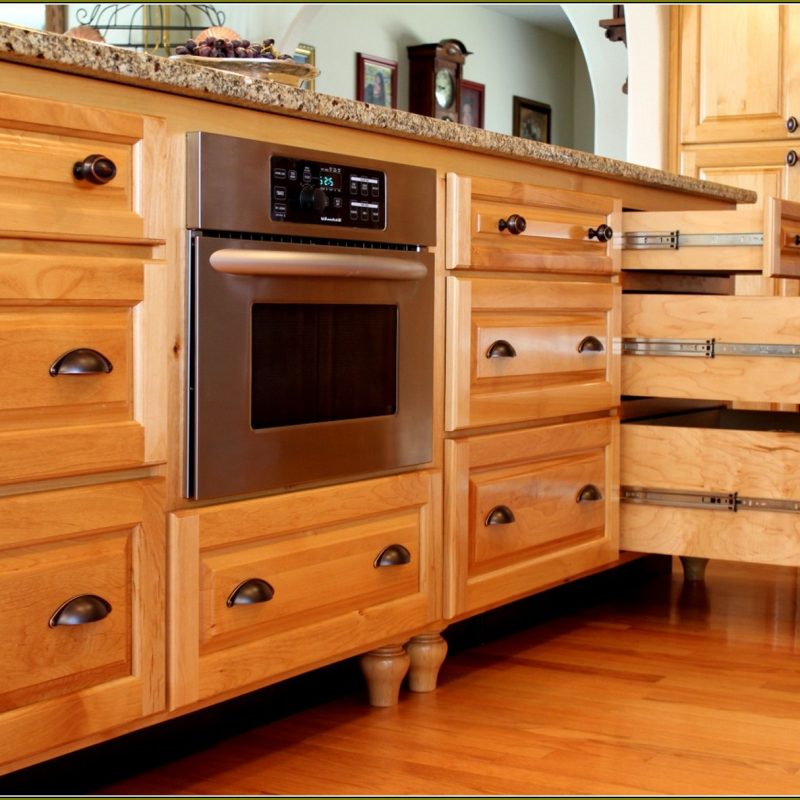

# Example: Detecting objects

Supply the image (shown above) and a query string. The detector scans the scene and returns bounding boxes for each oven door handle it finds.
[209,249,428,280]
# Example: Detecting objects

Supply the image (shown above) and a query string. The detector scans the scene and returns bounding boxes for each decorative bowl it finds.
[170,55,320,87]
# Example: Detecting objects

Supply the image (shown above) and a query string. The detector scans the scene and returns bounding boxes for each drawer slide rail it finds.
[622,338,800,358]
[622,230,764,250]
[623,486,800,514]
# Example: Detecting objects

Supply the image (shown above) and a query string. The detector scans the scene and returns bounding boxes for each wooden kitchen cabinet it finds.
[445,418,619,618]
[674,5,800,146]
[446,173,620,275]
[168,471,441,708]
[446,276,619,430]
[0,478,165,770]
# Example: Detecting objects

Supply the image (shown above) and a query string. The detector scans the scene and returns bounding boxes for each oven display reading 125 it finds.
[318,167,341,189]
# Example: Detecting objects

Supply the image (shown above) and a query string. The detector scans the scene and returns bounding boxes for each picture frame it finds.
[459,79,485,129]
[356,53,398,109]
[513,96,552,143]
[293,42,316,91]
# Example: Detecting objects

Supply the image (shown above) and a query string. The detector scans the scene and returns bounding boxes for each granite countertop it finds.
[0,23,756,205]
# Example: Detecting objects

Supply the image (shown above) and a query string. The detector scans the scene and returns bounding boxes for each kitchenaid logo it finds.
[321,215,342,223]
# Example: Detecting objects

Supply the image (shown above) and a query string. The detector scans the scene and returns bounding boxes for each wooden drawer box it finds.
[621,198,800,277]
[446,173,620,275]
[0,92,163,242]
[445,418,619,619]
[446,276,620,430]
[622,409,800,566]
[0,253,164,483]
[0,479,164,769]
[168,470,441,708]
[622,293,800,404]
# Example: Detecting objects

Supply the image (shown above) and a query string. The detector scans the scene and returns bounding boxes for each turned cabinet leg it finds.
[405,631,448,693]
[359,644,410,707]
[680,555,709,582]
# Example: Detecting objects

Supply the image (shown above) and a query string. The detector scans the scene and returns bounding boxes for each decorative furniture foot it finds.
[680,555,709,582]
[359,644,410,707]
[405,631,448,692]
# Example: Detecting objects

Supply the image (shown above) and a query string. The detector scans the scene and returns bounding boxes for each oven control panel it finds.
[270,155,386,229]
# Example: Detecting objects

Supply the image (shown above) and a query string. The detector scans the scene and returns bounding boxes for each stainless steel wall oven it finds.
[185,132,436,500]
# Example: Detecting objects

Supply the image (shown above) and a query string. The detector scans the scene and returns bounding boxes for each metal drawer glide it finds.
[622,338,800,358]
[622,486,800,514]
[622,230,764,250]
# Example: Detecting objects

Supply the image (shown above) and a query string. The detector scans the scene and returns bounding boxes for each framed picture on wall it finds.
[459,79,484,128]
[293,42,316,91]
[356,53,398,108]
[513,96,551,143]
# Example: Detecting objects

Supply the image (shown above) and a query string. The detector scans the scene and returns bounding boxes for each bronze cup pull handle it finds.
[484,505,515,526]
[577,335,604,353]
[49,348,113,376]
[226,578,275,607]
[374,544,412,567]
[486,340,517,359]
[576,484,603,503]
[49,594,112,628]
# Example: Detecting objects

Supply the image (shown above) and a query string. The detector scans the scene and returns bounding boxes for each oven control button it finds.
[349,181,358,195]
[273,202,287,217]
[333,197,343,209]
[371,186,380,197]
[349,209,359,221]
[288,169,298,181]
[360,209,369,221]
[360,184,369,196]
[273,186,287,201]
[272,167,287,180]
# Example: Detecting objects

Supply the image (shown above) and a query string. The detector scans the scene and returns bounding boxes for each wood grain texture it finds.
[96,560,800,796]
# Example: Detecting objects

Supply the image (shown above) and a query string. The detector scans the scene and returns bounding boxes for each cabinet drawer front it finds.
[0,93,157,241]
[169,471,441,707]
[0,479,165,767]
[767,197,800,278]
[471,451,607,572]
[445,419,619,618]
[447,174,620,275]
[447,277,620,430]
[200,510,421,649]
[622,294,800,403]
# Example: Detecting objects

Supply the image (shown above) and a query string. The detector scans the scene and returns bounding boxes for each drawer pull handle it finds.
[73,154,117,185]
[49,348,113,377]
[486,339,517,359]
[588,224,613,242]
[227,578,275,607]
[789,116,799,133]
[498,214,527,235]
[49,594,112,628]
[577,335,604,353]
[794,235,800,246]
[374,544,412,567]
[788,150,799,167]
[576,484,603,503]
[485,505,516,526]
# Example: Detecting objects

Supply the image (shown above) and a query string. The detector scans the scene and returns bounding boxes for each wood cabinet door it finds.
[676,5,800,145]
[0,479,165,770]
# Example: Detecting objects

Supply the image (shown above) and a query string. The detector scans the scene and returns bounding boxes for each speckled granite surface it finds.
[0,23,756,205]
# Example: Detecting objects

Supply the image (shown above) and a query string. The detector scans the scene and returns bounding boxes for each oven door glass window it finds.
[251,303,398,429]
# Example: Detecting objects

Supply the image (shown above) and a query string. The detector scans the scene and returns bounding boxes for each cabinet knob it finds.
[588,224,613,242]
[226,578,275,607]
[72,154,117,185]
[788,150,798,167]
[788,116,799,133]
[577,335,604,353]
[374,544,412,567]
[498,214,527,235]
[576,484,603,503]
[49,594,112,628]
[485,339,517,359]
[484,505,515,526]
[49,348,113,377]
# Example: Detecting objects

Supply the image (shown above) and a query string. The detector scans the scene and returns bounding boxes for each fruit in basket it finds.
[174,27,294,59]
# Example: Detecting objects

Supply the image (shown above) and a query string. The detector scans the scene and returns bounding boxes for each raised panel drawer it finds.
[447,276,620,430]
[445,418,619,619]
[446,173,620,275]
[0,479,164,769]
[0,92,163,241]
[622,293,800,404]
[168,470,441,708]
[0,253,160,483]
[622,409,800,566]
[621,197,800,277]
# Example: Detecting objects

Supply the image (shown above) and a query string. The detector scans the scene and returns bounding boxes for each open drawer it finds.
[622,293,800,404]
[621,408,800,566]
[621,197,800,277]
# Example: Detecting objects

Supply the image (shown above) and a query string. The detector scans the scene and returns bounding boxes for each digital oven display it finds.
[270,154,385,229]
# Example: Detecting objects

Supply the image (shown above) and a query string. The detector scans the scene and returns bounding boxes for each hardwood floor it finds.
[7,557,800,795]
